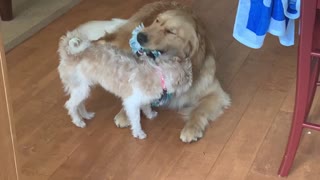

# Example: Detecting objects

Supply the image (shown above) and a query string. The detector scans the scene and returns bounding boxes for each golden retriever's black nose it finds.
[137,32,148,45]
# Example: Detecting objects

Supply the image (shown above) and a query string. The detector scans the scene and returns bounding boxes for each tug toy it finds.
[129,23,162,59]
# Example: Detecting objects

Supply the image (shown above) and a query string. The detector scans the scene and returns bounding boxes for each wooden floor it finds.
[6,0,320,179]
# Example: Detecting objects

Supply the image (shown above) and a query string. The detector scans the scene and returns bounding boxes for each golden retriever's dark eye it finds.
[165,29,176,35]
[155,19,159,23]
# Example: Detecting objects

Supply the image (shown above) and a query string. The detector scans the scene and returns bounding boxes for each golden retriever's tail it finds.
[58,30,91,57]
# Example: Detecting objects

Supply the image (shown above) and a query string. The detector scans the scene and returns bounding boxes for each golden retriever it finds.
[99,1,231,143]
[57,30,192,139]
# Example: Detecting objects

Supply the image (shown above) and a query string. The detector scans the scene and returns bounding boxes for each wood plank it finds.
[194,1,238,58]
[0,36,20,179]
[18,90,121,179]
[83,133,158,180]
[48,129,123,180]
[216,40,252,87]
[246,171,283,180]
[165,151,216,180]
[129,128,185,180]
[246,111,292,179]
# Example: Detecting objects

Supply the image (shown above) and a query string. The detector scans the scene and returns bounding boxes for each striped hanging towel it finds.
[233,0,300,49]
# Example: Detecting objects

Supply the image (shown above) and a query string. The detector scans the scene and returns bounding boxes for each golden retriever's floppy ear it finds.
[187,14,209,78]
[186,29,200,59]
[186,12,207,60]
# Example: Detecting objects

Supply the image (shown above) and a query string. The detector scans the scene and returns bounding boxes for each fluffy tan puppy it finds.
[58,30,192,139]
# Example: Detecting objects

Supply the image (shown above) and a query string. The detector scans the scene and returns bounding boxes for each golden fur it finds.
[100,1,231,143]
[57,30,192,139]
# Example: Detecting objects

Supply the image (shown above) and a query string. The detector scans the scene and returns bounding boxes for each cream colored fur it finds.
[57,30,192,139]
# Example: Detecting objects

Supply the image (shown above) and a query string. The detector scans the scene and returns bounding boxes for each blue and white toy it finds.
[129,23,162,59]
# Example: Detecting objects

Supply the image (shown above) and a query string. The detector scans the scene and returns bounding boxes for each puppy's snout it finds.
[137,32,148,45]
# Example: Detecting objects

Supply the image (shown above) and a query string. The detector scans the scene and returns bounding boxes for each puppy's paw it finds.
[81,112,95,120]
[114,115,130,128]
[69,37,81,47]
[145,111,158,120]
[132,130,147,139]
[180,124,204,143]
[73,120,86,128]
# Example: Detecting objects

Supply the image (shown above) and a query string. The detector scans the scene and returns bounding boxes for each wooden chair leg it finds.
[278,0,318,177]
[0,0,13,21]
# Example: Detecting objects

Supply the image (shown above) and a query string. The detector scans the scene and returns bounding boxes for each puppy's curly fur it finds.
[58,30,192,139]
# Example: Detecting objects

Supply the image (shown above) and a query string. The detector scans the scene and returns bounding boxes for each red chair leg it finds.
[278,0,318,177]
[278,57,312,177]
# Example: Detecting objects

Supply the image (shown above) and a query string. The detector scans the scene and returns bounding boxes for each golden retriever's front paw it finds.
[114,114,130,128]
[180,124,204,143]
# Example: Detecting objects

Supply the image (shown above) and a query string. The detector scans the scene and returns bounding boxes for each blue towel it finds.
[233,0,300,49]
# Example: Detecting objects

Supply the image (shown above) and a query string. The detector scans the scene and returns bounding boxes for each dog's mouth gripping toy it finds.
[129,23,163,59]
[129,23,173,107]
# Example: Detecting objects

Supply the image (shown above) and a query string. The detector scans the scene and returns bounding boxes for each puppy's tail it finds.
[58,30,91,57]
